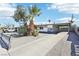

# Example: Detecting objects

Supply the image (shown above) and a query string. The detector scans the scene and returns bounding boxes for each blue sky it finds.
[0,3,79,27]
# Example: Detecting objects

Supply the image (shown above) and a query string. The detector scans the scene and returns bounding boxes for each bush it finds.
[17,26,27,35]
[32,28,39,37]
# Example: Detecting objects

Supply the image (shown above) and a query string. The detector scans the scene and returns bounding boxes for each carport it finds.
[53,23,71,32]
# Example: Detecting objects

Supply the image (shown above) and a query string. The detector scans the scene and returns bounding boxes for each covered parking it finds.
[53,23,71,32]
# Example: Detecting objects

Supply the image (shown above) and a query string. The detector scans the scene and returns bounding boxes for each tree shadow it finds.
[0,37,9,50]
[67,32,79,56]
[39,31,59,34]
[67,33,76,56]
[71,43,76,56]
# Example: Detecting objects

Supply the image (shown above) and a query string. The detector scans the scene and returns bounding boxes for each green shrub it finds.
[17,26,27,35]
[32,28,39,37]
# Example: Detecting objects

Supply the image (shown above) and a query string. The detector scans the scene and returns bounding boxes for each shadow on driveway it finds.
[67,32,79,56]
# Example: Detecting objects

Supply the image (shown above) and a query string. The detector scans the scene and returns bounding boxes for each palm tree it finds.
[28,5,41,35]
[13,5,41,36]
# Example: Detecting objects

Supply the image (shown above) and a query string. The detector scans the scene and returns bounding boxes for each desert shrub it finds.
[32,27,39,37]
[17,26,27,35]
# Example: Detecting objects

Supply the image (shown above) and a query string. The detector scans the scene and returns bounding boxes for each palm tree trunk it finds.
[29,17,35,35]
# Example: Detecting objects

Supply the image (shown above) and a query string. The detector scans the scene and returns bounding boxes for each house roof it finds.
[35,22,71,26]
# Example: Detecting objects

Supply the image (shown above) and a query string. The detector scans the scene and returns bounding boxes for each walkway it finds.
[67,32,79,56]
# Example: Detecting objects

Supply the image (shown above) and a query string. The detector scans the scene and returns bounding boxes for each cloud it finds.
[55,17,77,23]
[0,16,19,27]
[0,3,18,26]
[55,17,79,27]
[48,3,79,14]
[0,3,16,17]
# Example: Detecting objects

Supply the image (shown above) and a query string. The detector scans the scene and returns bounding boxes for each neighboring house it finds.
[53,22,71,32]
[36,22,71,33]
[1,22,72,33]
[37,24,54,32]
